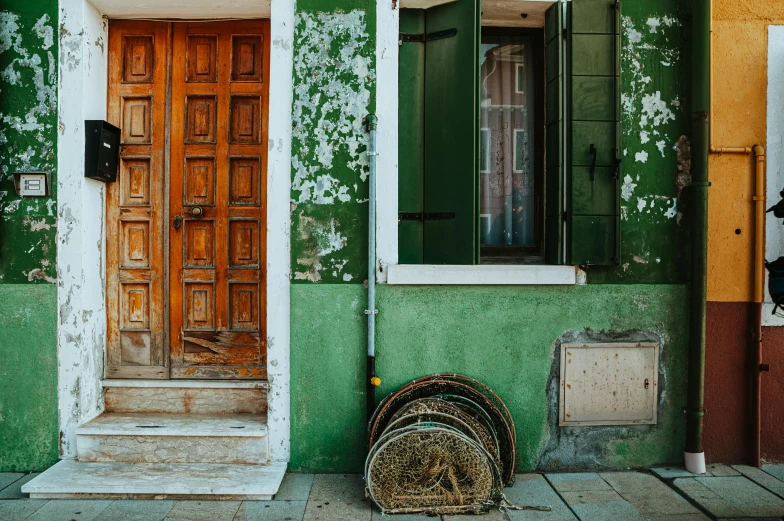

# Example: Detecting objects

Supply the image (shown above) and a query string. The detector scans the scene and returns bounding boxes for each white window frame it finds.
[376,2,577,285]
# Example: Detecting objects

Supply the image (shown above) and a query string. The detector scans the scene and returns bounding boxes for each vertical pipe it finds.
[752,145,766,466]
[366,115,379,424]
[685,0,710,474]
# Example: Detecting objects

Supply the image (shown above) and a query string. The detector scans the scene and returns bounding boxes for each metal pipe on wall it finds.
[685,0,711,475]
[366,115,380,424]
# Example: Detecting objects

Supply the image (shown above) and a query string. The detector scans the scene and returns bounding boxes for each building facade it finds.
[0,0,779,494]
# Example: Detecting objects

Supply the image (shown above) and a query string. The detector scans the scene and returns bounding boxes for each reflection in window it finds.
[480,32,538,250]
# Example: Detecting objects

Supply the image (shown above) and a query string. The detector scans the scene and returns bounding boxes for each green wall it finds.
[0,285,59,471]
[290,283,688,472]
[1,0,59,471]
[289,0,693,472]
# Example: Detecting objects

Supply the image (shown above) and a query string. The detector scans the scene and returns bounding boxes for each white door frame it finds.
[55,0,293,463]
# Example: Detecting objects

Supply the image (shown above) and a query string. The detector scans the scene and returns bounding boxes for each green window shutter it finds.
[422,0,480,264]
[397,1,480,265]
[544,2,564,265]
[566,0,621,266]
[398,9,426,264]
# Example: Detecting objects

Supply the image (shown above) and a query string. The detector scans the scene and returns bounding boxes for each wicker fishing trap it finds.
[365,373,551,515]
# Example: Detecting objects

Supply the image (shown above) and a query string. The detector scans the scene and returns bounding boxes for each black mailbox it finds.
[85,120,121,182]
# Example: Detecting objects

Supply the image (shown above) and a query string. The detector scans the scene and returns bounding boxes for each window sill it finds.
[385,264,582,285]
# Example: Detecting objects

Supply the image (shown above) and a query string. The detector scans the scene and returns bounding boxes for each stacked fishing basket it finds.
[365,374,536,516]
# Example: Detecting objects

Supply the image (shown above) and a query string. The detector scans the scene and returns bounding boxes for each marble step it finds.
[76,413,268,464]
[21,459,287,500]
[103,380,267,415]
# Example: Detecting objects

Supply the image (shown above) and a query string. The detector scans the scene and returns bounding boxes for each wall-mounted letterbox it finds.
[85,120,121,182]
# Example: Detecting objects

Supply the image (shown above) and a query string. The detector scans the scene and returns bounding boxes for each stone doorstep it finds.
[20,460,287,500]
[75,412,269,464]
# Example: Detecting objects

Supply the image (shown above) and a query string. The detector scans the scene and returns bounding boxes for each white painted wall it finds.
[266,0,294,463]
[56,0,292,462]
[764,25,784,325]
[57,0,109,458]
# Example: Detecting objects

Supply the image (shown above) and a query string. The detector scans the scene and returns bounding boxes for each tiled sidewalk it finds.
[2,464,784,520]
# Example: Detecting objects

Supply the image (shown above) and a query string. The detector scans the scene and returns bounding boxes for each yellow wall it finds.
[708,1,784,302]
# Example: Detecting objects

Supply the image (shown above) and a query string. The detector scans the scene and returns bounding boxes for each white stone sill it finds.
[102,380,268,389]
[385,264,581,285]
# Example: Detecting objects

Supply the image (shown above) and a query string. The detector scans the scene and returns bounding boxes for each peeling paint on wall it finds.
[290,8,375,284]
[0,9,58,282]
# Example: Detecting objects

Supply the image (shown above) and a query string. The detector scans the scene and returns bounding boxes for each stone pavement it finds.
[2,465,784,520]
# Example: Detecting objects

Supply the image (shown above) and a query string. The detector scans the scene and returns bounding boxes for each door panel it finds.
[106,21,169,379]
[169,21,269,379]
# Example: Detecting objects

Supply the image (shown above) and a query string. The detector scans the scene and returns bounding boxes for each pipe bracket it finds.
[364,309,379,315]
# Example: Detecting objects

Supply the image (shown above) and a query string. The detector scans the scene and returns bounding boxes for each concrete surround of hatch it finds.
[46,0,294,498]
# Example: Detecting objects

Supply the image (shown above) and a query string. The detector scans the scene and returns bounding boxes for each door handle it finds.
[190,206,204,217]
[173,215,181,230]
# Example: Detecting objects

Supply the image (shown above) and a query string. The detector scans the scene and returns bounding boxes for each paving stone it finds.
[309,474,367,501]
[305,475,371,521]
[645,515,711,521]
[705,464,741,477]
[303,495,371,521]
[502,474,577,521]
[275,473,315,501]
[560,490,623,504]
[0,473,24,492]
[762,464,784,483]
[650,467,711,479]
[695,476,784,517]
[671,477,744,518]
[732,465,784,499]
[544,473,612,493]
[0,499,49,521]
[94,499,174,521]
[601,472,702,517]
[569,500,646,521]
[0,473,39,499]
[235,500,307,521]
[443,507,508,520]
[26,499,113,521]
[165,500,242,521]
[371,509,433,521]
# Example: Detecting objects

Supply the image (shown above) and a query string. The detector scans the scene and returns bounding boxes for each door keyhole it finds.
[173,215,181,230]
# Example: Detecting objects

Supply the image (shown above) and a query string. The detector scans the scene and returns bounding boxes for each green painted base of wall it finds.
[290,283,688,473]
[0,285,59,472]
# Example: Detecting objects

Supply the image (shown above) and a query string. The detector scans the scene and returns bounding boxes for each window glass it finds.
[480,33,538,249]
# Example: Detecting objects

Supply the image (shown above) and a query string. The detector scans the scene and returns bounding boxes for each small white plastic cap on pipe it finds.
[684,451,706,474]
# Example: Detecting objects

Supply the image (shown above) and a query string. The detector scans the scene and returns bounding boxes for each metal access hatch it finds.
[559,342,659,426]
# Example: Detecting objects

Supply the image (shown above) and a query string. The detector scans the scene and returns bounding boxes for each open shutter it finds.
[566,0,621,266]
[422,0,480,264]
[398,10,426,264]
[544,2,564,265]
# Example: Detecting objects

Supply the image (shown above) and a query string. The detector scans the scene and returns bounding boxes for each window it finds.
[480,29,544,263]
[398,0,621,267]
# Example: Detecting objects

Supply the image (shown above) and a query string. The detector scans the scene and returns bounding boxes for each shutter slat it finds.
[544,2,564,265]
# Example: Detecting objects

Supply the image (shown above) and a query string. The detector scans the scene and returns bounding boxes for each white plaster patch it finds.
[640,130,649,144]
[621,174,637,202]
[646,17,660,33]
[635,150,649,163]
[637,197,647,212]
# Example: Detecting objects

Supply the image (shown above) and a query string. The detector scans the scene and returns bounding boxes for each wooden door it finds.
[105,20,268,380]
[106,21,170,379]
[169,21,269,379]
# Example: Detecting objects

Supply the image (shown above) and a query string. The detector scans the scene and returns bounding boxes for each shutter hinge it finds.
[399,28,458,44]
[398,212,456,223]
[613,0,621,10]
[562,27,567,39]
[562,211,568,221]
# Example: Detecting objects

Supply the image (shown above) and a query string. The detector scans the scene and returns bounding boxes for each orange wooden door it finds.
[106,21,170,379]
[168,21,269,379]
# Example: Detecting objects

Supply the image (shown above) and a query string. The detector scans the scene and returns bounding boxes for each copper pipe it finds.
[708,145,766,466]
